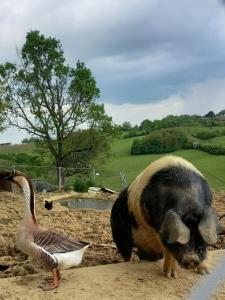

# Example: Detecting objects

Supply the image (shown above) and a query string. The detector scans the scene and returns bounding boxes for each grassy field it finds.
[95,137,225,191]
[0,143,35,154]
[1,138,225,192]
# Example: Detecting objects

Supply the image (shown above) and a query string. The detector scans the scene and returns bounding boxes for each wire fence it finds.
[1,162,225,192]
[0,163,125,192]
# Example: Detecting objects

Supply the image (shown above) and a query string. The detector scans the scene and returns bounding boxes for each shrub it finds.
[86,178,95,189]
[131,128,192,155]
[73,177,95,192]
[73,177,87,192]
[199,143,225,155]
[192,128,225,140]
[62,182,73,192]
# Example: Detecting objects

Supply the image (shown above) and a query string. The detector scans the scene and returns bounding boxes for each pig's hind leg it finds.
[110,188,133,261]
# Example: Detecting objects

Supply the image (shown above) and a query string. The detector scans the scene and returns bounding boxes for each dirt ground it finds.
[0,191,124,278]
[212,280,225,300]
[0,190,225,299]
[0,250,224,300]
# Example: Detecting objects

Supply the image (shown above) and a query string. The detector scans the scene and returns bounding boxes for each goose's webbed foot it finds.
[42,268,61,291]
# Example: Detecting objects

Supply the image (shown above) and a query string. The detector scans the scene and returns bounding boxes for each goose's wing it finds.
[32,243,58,269]
[33,229,89,254]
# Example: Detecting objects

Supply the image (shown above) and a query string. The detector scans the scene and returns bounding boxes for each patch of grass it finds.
[96,138,225,191]
[1,136,225,192]
[173,150,225,191]
[0,143,35,154]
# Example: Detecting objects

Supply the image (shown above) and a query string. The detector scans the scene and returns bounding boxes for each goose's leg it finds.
[57,268,61,281]
[42,268,60,291]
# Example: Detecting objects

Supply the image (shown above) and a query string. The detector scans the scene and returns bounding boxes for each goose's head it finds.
[4,170,37,223]
[4,170,28,188]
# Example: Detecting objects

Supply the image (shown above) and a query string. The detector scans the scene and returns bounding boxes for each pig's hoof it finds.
[164,270,178,278]
[197,264,209,275]
[165,271,172,278]
[172,270,178,278]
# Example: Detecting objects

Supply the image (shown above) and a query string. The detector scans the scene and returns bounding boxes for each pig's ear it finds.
[160,210,190,244]
[198,207,218,245]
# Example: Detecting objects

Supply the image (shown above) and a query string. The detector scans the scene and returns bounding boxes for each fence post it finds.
[58,166,62,190]
[119,171,127,188]
[11,165,16,193]
[92,167,96,182]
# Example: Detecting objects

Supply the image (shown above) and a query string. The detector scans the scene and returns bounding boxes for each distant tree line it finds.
[21,137,38,144]
[120,110,225,139]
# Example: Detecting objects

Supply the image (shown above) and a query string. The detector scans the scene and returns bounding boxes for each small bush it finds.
[199,143,225,155]
[192,128,225,140]
[73,177,87,192]
[86,178,95,189]
[62,182,73,192]
[131,128,192,155]
[73,177,95,192]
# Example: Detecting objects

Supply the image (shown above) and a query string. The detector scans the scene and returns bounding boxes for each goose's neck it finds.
[19,177,37,224]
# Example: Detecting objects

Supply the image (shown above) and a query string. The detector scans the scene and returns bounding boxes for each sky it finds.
[1,0,225,143]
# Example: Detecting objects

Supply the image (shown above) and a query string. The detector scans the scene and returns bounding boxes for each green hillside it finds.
[95,137,225,191]
[1,135,225,192]
[0,143,34,154]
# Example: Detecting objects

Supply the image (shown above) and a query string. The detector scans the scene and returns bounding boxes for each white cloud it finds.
[105,97,184,125]
[1,78,225,144]
[0,0,225,142]
[0,0,225,105]
[0,127,27,144]
[182,78,225,115]
[105,78,225,125]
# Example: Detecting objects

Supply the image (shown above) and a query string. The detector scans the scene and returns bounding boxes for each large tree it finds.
[0,30,113,187]
[0,102,7,133]
[0,85,8,132]
[139,119,152,132]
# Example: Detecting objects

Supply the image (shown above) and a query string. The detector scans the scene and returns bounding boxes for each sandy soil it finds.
[212,281,225,300]
[0,191,124,278]
[0,190,225,299]
[0,250,224,300]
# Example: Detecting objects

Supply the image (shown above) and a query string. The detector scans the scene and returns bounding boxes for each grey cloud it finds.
[0,0,225,105]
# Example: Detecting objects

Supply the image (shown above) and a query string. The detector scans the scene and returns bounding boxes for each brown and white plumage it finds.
[4,170,90,290]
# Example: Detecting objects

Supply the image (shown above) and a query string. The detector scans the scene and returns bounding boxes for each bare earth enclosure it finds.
[0,191,225,299]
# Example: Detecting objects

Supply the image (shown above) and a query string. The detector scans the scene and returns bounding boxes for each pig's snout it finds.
[181,253,200,269]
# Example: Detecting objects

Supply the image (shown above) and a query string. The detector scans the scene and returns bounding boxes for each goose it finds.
[4,170,90,290]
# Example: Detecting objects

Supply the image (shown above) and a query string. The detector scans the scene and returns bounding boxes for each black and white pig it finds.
[110,155,224,277]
